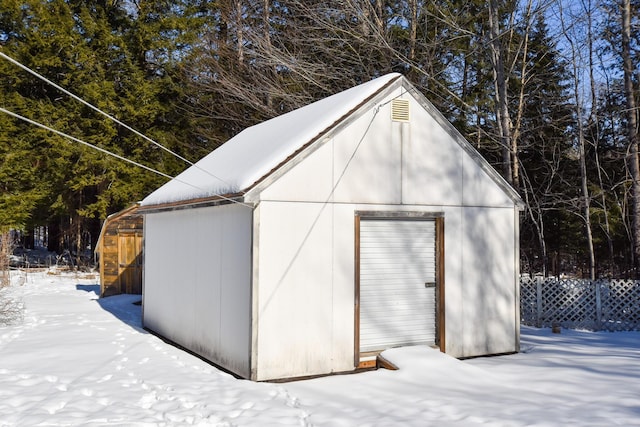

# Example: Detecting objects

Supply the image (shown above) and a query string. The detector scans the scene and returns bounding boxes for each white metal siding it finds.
[360,219,436,352]
[143,204,253,378]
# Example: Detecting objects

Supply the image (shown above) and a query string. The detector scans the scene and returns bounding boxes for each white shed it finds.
[139,73,524,381]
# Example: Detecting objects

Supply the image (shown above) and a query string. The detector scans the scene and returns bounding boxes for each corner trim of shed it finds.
[136,194,249,214]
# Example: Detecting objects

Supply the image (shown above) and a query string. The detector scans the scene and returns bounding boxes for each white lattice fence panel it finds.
[542,279,599,330]
[600,280,640,331]
[520,277,640,331]
[520,276,538,326]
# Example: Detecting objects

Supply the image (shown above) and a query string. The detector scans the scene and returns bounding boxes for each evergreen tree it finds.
[0,0,197,259]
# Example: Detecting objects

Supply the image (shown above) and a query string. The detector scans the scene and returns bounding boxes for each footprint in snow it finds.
[43,400,66,415]
[139,390,158,409]
[97,374,112,383]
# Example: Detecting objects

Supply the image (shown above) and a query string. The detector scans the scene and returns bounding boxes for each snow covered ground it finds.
[0,270,638,426]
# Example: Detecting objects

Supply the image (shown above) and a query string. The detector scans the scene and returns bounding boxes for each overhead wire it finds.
[0,107,255,207]
[0,51,241,193]
[0,50,256,208]
[0,106,200,189]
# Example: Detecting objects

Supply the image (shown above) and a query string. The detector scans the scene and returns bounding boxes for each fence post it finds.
[595,280,602,331]
[536,276,543,328]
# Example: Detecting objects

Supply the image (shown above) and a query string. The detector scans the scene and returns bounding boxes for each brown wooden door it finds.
[118,233,142,294]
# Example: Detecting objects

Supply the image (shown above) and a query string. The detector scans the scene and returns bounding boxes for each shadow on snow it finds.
[75,283,145,331]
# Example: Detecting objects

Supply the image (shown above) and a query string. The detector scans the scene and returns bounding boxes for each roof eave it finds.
[95,203,141,254]
[137,193,250,214]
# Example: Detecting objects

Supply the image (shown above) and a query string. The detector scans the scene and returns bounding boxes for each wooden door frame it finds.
[117,231,143,294]
[354,211,445,367]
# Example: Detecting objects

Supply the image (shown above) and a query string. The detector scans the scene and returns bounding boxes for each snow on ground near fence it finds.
[0,270,639,426]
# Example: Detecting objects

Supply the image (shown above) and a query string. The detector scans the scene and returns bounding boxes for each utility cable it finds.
[0,51,240,192]
[0,107,253,208]
[0,106,200,189]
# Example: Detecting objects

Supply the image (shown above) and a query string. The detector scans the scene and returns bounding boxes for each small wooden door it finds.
[118,232,142,294]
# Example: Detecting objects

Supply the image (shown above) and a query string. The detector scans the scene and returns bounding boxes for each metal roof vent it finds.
[391,99,410,122]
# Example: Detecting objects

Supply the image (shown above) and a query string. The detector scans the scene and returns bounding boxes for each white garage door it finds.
[359,218,437,353]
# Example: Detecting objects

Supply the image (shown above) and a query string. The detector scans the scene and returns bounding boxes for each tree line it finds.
[0,0,638,277]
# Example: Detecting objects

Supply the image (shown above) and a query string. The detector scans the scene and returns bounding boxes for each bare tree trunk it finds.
[408,0,418,62]
[488,0,514,185]
[510,0,535,193]
[76,219,82,270]
[621,0,640,276]
[75,193,83,270]
[522,174,548,276]
[235,0,244,65]
[559,1,596,279]
[587,0,614,275]
[262,0,270,47]
[578,107,596,280]
[263,0,273,109]
[374,0,385,35]
[0,232,14,288]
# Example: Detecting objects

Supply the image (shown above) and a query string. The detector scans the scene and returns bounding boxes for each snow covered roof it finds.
[141,73,403,207]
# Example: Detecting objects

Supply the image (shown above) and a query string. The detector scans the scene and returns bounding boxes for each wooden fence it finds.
[520,276,640,331]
